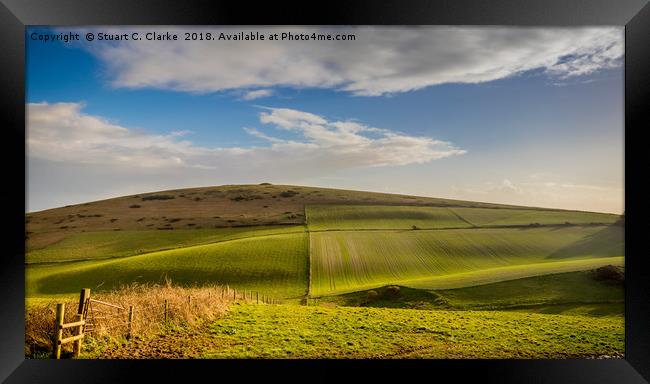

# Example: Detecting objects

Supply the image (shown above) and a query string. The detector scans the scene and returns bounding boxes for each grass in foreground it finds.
[201,304,623,358]
[27,233,309,300]
[310,226,623,295]
[80,303,623,359]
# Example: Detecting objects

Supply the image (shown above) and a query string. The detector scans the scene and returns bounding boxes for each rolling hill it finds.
[25,184,623,303]
[25,184,625,359]
[26,184,612,248]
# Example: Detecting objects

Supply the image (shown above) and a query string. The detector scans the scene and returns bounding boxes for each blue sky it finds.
[26,26,624,213]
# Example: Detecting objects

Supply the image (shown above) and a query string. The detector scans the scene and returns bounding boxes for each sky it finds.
[26,26,624,214]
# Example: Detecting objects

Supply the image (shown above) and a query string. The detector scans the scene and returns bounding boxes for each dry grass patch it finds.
[25,281,238,358]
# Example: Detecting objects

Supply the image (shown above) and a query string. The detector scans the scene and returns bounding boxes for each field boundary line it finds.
[446,207,476,227]
[304,202,620,215]
[306,222,615,234]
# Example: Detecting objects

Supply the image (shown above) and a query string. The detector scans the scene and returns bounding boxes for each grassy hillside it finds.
[403,257,623,291]
[318,269,623,316]
[27,233,309,300]
[25,184,625,359]
[307,205,618,231]
[26,183,602,249]
[310,226,623,295]
[27,225,304,264]
[25,184,623,305]
[438,268,624,312]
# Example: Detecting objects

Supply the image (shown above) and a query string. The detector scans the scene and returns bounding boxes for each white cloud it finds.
[256,107,466,166]
[499,179,524,194]
[27,102,464,174]
[240,89,273,100]
[78,26,622,96]
[26,102,219,169]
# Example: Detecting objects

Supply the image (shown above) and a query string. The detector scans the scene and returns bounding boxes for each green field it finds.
[437,269,623,310]
[310,226,623,295]
[306,205,472,230]
[27,233,309,300]
[200,304,623,358]
[27,225,305,263]
[403,257,623,290]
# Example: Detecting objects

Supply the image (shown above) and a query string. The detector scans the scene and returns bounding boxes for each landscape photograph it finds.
[25,26,625,359]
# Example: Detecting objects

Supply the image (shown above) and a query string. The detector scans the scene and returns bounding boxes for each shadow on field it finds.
[317,285,451,310]
[546,225,624,259]
[316,268,624,318]
[34,266,298,296]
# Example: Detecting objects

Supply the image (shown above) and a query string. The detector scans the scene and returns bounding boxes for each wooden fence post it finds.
[53,303,64,359]
[72,288,90,358]
[256,292,259,304]
[127,306,134,340]
[72,313,83,358]
[77,288,91,316]
[233,289,236,301]
[188,295,192,307]
[164,300,168,323]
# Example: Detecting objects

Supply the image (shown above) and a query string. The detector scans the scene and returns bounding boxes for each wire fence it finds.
[26,282,284,359]
[84,285,283,339]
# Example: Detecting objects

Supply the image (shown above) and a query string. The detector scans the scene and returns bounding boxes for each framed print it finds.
[1,0,648,382]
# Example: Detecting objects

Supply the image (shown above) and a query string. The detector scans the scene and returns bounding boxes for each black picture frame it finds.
[1,0,648,382]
